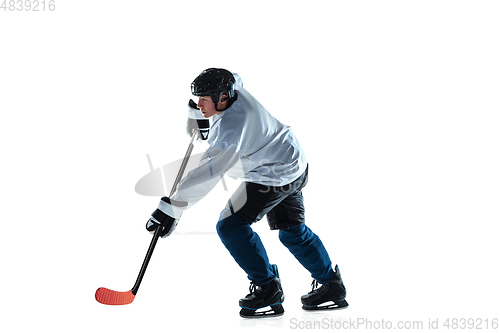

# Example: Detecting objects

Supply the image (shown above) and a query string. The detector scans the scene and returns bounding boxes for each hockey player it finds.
[147,68,348,318]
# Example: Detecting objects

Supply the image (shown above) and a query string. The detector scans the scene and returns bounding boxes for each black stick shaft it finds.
[131,131,198,295]
[131,226,161,295]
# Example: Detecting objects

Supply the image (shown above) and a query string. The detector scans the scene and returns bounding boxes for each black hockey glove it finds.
[186,99,210,140]
[146,197,187,238]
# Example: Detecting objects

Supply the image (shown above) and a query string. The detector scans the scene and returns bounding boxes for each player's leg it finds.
[216,210,284,318]
[216,210,275,286]
[268,191,348,310]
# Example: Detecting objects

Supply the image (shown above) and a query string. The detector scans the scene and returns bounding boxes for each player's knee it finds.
[217,209,231,238]
[278,228,294,246]
[216,213,242,240]
[216,218,228,240]
[217,213,252,241]
[279,224,306,246]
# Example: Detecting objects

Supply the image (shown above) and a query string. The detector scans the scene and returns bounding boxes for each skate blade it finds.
[240,304,284,319]
[302,299,349,311]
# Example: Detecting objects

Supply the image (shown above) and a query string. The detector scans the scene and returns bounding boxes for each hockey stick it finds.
[95,131,199,305]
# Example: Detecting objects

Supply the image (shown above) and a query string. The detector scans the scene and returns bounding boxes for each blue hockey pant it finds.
[216,212,336,286]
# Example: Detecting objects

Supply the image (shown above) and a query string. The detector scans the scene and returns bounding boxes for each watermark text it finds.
[289,317,499,330]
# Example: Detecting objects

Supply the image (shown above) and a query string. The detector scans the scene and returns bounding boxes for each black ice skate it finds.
[301,265,348,311]
[239,264,285,318]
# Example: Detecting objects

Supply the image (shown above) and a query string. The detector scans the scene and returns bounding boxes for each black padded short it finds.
[226,165,309,230]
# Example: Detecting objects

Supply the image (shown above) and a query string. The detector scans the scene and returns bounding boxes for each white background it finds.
[1,1,499,332]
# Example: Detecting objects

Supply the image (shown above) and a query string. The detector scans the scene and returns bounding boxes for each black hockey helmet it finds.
[191,68,236,109]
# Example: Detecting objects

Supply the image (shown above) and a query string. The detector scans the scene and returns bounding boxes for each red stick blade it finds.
[95,288,135,305]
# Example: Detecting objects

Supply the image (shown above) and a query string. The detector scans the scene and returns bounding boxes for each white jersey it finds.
[170,74,307,215]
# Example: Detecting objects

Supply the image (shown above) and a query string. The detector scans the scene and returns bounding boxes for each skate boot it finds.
[301,265,348,311]
[239,264,285,318]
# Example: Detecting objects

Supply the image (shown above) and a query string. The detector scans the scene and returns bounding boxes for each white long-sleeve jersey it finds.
[168,74,307,217]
